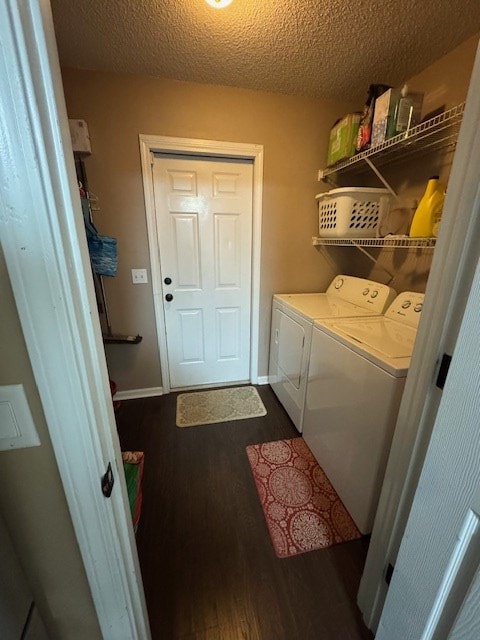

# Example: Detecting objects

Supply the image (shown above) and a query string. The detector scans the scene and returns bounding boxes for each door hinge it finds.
[436,353,452,390]
[385,562,395,586]
[101,462,114,498]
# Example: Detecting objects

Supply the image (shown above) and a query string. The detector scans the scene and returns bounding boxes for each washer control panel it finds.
[326,275,397,314]
[385,292,425,328]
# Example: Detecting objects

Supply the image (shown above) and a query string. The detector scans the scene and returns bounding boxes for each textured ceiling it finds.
[50,0,480,102]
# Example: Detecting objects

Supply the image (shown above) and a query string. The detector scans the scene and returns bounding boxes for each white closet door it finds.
[152,155,253,388]
[377,255,480,639]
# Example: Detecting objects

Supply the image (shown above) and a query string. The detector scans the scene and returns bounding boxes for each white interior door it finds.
[376,254,480,639]
[152,155,253,389]
[1,2,150,637]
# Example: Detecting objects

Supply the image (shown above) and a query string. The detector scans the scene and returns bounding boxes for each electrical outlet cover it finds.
[131,269,148,284]
[0,385,40,450]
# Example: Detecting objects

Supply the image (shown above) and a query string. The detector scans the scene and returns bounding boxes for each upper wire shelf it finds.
[319,103,465,179]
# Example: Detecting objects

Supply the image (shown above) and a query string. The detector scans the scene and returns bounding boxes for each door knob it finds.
[165,293,173,302]
[164,277,172,285]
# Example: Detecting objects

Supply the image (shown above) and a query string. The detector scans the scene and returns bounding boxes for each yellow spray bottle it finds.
[409,176,445,238]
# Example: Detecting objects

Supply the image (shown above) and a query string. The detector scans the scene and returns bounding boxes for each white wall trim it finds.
[114,387,164,401]
[257,376,270,385]
[139,134,264,393]
[0,2,150,638]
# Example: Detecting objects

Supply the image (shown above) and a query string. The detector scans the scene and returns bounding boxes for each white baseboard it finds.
[115,379,268,399]
[114,386,164,401]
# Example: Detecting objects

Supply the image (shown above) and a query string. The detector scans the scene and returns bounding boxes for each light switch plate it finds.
[0,385,40,450]
[131,268,148,284]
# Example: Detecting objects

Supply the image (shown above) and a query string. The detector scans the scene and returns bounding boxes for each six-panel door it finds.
[152,155,253,388]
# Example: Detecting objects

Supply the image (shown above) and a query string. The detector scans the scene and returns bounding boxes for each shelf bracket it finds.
[350,240,395,284]
[318,169,338,189]
[364,158,398,199]
[350,240,378,264]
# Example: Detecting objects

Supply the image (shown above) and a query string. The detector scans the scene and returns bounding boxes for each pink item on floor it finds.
[246,438,361,558]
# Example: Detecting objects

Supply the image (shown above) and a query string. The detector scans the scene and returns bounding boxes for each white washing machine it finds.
[303,291,424,534]
[268,275,396,433]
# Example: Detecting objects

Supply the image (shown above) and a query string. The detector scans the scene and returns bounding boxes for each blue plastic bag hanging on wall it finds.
[83,210,118,277]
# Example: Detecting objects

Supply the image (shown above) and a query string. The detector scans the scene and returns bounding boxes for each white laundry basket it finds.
[316,187,392,238]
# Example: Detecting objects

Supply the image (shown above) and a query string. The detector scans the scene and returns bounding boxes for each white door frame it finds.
[376,252,480,637]
[358,41,480,630]
[139,135,264,394]
[0,2,150,638]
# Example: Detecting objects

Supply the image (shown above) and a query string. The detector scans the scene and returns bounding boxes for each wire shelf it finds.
[319,103,465,179]
[312,236,436,249]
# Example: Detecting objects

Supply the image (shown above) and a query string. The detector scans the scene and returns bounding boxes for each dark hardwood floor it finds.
[116,385,374,640]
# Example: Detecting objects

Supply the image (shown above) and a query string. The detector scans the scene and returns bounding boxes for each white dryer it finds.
[303,291,424,534]
[268,275,396,433]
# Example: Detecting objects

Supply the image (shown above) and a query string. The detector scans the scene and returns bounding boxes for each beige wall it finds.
[0,247,101,639]
[61,33,478,390]
[408,33,479,114]
[61,69,356,388]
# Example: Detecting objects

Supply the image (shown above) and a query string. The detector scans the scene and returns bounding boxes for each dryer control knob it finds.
[402,301,411,309]
[414,303,423,312]
[363,288,370,295]
[334,278,344,289]
[371,290,379,298]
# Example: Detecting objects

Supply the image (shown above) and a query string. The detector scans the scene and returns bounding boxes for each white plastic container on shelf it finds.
[316,187,392,238]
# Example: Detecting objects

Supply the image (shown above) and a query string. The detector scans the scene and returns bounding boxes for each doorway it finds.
[140,135,264,393]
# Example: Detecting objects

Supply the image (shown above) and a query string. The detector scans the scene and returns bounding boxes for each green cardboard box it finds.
[327,113,361,166]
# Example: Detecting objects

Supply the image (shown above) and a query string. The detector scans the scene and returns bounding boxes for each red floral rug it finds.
[246,438,361,558]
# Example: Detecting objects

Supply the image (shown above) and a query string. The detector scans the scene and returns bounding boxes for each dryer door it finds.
[269,304,312,432]
[277,309,306,389]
